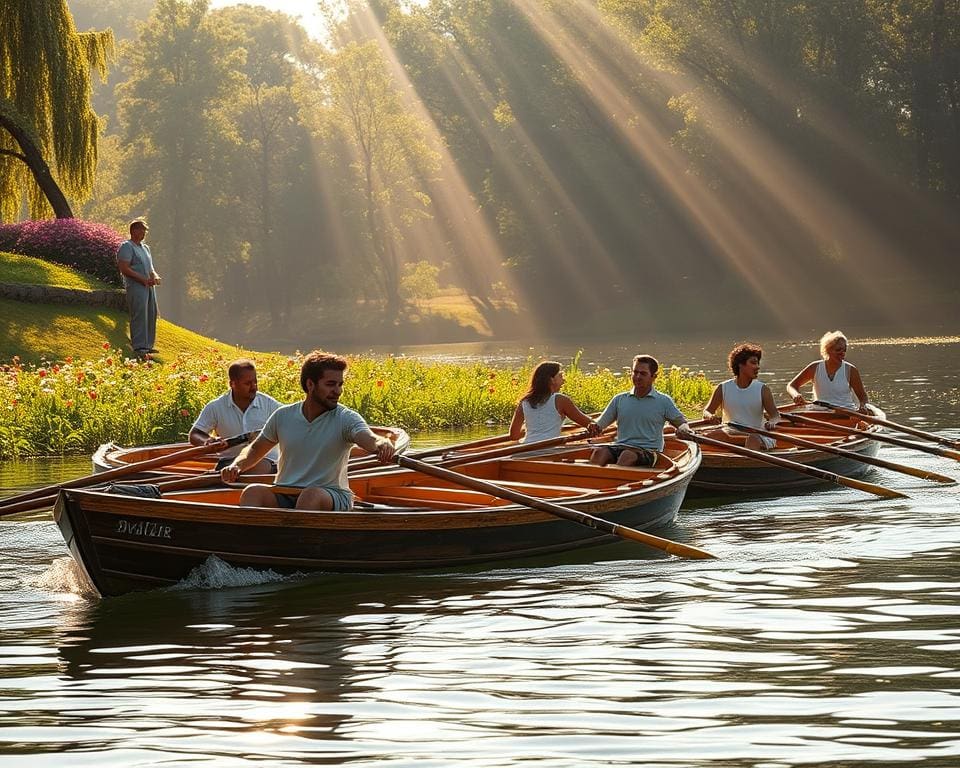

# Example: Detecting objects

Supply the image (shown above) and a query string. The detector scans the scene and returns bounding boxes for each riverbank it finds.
[0,349,713,459]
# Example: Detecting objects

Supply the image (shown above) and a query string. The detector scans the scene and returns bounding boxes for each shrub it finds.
[0,219,123,286]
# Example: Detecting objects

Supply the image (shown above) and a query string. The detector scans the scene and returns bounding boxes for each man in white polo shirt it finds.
[189,359,282,473]
[220,351,395,510]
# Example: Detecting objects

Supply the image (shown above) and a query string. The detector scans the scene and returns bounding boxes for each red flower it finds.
[199,374,209,383]
[88,390,97,400]
[102,342,111,350]
[65,399,74,408]
[65,356,73,364]
[376,379,385,388]
[38,369,47,378]
[180,409,190,417]
[105,357,113,366]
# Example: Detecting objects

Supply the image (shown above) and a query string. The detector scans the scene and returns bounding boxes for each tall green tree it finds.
[211,5,322,331]
[115,0,243,320]
[0,0,113,220]
[318,40,440,321]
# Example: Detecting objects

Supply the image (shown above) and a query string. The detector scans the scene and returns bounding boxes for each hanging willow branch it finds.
[0,0,114,221]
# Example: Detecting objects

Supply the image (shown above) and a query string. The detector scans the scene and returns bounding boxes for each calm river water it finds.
[1,336,959,767]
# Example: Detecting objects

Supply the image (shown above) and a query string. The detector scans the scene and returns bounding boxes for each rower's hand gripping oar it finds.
[813,401,960,451]
[685,432,907,499]
[394,455,716,560]
[729,421,954,485]
[0,432,256,517]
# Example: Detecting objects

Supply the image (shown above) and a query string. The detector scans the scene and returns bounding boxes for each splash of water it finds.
[171,554,300,591]
[32,556,99,599]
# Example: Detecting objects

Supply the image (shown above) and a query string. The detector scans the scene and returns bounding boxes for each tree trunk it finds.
[0,111,74,218]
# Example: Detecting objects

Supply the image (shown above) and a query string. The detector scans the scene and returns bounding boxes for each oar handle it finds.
[395,455,716,560]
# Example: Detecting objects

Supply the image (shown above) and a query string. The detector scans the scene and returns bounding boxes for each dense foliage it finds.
[0,0,113,218]
[0,219,122,285]
[0,347,713,458]
[13,0,960,341]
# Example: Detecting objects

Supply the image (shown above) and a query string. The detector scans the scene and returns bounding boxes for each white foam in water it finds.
[171,554,298,591]
[32,556,99,599]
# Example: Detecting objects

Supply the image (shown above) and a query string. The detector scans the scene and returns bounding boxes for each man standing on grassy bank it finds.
[189,359,282,474]
[221,351,395,510]
[116,219,161,358]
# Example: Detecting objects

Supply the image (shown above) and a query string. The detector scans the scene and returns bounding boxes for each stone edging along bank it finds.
[0,282,127,310]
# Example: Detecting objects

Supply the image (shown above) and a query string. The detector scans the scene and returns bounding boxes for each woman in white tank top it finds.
[786,331,870,411]
[509,361,596,444]
[702,342,781,451]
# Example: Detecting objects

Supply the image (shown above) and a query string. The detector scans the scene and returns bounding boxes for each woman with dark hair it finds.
[702,342,781,451]
[508,361,596,443]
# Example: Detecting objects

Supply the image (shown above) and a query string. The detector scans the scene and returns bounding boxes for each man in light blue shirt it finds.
[221,352,395,510]
[116,219,161,358]
[591,354,692,467]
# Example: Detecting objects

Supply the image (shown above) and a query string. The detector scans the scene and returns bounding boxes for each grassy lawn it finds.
[0,250,113,290]
[0,297,242,364]
[0,249,244,364]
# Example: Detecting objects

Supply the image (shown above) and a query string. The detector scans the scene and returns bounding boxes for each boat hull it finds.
[57,443,701,597]
[689,406,885,495]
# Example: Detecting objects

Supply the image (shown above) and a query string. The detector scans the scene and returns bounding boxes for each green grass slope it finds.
[0,251,242,364]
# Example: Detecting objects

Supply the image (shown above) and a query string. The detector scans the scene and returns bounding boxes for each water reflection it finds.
[1,338,959,765]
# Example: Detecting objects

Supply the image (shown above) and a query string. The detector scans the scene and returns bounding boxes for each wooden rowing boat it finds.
[687,405,885,495]
[54,438,701,597]
[90,425,411,477]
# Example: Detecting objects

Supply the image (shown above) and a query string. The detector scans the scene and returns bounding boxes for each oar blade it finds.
[839,476,908,499]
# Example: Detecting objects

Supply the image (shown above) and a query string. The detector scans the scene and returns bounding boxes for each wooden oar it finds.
[0,432,255,515]
[782,412,960,464]
[813,401,960,449]
[728,422,955,485]
[394,455,716,560]
[0,469,229,518]
[436,426,618,468]
[685,433,907,499]
[350,414,607,473]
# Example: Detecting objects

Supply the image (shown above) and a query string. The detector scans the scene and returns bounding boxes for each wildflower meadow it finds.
[0,346,714,459]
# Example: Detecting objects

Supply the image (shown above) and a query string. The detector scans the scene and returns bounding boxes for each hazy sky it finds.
[208,0,326,40]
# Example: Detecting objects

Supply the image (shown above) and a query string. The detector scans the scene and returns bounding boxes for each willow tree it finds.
[0,0,113,220]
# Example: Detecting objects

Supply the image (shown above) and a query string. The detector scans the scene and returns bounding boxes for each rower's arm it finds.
[786,362,817,404]
[848,365,870,411]
[702,384,723,420]
[355,430,395,463]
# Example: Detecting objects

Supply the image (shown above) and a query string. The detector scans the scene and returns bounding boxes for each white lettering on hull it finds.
[116,519,173,539]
